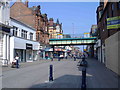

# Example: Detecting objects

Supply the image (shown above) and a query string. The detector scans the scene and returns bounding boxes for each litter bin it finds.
[2,59,8,67]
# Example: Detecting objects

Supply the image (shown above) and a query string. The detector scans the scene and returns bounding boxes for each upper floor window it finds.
[30,33,33,40]
[24,31,27,39]
[13,26,18,36]
[118,1,120,9]
[111,3,114,17]
[21,29,27,39]
[106,10,109,18]
[112,3,114,10]
[38,19,40,26]
[21,30,24,38]
[37,33,40,41]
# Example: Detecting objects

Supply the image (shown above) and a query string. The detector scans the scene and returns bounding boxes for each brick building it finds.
[48,18,63,39]
[10,0,49,47]
[96,1,120,63]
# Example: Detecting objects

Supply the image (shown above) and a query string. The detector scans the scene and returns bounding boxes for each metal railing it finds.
[50,34,94,39]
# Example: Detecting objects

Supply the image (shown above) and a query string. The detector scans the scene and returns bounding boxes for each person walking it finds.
[45,53,48,60]
[73,54,76,61]
[15,53,19,68]
[58,54,60,61]
[51,54,53,61]
[58,54,63,61]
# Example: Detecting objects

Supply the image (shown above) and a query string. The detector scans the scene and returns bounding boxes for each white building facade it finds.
[10,18,40,63]
[0,0,11,66]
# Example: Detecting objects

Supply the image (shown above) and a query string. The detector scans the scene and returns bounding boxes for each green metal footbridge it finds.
[49,37,97,46]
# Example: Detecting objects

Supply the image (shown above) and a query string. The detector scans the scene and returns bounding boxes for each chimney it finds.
[49,18,54,26]
[25,0,29,7]
[16,0,22,2]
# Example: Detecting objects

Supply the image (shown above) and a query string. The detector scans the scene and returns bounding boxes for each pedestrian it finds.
[45,53,48,60]
[15,53,19,68]
[51,54,53,61]
[58,54,60,61]
[73,54,76,61]
[66,56,67,59]
[58,54,62,61]
[81,54,86,61]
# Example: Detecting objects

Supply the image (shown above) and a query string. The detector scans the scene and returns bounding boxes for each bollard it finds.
[16,60,19,69]
[58,57,60,61]
[81,67,86,89]
[74,57,76,61]
[49,65,53,81]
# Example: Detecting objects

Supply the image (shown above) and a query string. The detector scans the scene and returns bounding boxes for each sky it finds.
[10,2,99,51]
[28,2,99,34]
[11,2,99,34]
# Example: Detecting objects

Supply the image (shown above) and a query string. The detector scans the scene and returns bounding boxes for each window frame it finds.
[111,3,114,17]
[30,32,33,40]
[13,26,18,36]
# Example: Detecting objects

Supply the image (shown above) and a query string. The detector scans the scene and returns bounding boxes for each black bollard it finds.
[49,65,53,81]
[16,60,19,69]
[81,67,86,89]
[58,57,60,61]
[74,57,76,61]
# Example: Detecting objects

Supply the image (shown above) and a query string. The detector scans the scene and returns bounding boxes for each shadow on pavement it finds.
[29,74,91,88]
[84,58,119,88]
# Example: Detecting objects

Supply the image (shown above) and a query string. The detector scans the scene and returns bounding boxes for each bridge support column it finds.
[52,46,55,58]
[91,45,94,58]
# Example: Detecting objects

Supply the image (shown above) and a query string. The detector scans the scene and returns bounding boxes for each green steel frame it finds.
[49,37,97,46]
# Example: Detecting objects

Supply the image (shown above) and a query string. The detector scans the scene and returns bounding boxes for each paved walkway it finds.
[86,58,119,88]
[2,58,72,72]
[2,58,119,88]
[2,60,50,72]
[2,59,81,88]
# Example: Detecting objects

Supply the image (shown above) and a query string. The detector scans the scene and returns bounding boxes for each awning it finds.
[45,48,53,51]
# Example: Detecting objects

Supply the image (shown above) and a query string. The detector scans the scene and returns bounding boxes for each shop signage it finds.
[84,32,90,38]
[57,34,63,39]
[26,43,32,49]
[55,48,62,51]
[107,16,120,29]
[1,26,10,33]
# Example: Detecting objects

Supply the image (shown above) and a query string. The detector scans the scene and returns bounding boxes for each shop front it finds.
[0,24,11,66]
[14,49,26,62]
[33,50,38,61]
[26,43,33,62]
[10,37,40,63]
[45,48,53,59]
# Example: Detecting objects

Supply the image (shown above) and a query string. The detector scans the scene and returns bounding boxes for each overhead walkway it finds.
[49,37,97,46]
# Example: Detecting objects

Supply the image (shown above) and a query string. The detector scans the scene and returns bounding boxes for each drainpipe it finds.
[101,40,102,63]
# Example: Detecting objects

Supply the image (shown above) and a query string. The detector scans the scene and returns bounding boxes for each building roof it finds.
[42,13,47,17]
[56,19,59,24]
[10,17,36,30]
[49,18,53,21]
